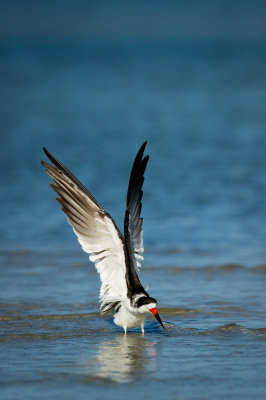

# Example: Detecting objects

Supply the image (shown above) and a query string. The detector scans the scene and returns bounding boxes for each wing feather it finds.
[42,149,128,312]
[124,141,149,271]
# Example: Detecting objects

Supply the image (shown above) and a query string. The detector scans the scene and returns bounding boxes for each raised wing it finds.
[41,148,128,313]
[124,141,149,270]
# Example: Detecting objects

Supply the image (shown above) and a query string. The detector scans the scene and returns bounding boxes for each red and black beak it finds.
[149,308,165,329]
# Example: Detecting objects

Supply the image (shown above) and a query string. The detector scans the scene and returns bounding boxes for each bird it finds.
[41,141,164,334]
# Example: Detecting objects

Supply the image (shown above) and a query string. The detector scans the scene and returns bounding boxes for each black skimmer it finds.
[42,142,164,334]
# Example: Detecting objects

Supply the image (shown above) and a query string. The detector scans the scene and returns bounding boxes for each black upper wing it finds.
[123,141,149,297]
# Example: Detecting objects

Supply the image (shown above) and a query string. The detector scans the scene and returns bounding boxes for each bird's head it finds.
[136,296,165,329]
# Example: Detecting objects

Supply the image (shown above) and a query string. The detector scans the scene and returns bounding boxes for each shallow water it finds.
[1,251,266,399]
[1,1,266,399]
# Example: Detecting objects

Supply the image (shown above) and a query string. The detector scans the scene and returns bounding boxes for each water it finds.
[1,1,266,399]
[1,251,266,399]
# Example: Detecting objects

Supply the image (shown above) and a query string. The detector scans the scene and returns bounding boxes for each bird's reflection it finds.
[93,334,157,384]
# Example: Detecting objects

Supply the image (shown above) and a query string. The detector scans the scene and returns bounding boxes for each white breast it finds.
[114,303,147,331]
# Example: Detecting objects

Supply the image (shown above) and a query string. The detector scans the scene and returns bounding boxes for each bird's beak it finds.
[149,308,165,329]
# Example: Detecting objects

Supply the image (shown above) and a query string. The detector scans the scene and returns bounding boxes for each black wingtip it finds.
[42,147,52,163]
[134,142,147,161]
[126,141,149,208]
[133,141,148,169]
[41,147,49,166]
[139,141,147,156]
[42,147,67,172]
[43,147,55,164]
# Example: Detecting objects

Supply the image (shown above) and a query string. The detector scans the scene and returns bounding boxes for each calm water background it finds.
[1,1,266,399]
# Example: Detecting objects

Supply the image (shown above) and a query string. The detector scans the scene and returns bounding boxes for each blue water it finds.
[1,1,266,399]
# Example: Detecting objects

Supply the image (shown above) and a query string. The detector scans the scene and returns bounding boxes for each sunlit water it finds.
[1,1,266,399]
